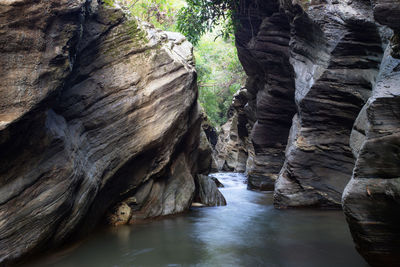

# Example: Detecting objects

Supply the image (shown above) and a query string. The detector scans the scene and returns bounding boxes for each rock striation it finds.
[274,0,383,208]
[232,0,400,265]
[342,1,400,266]
[234,0,383,206]
[235,0,297,191]
[0,0,220,264]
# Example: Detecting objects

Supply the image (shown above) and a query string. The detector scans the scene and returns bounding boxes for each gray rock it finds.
[128,153,196,221]
[342,28,400,267]
[194,175,227,207]
[235,0,297,191]
[272,0,383,208]
[0,2,199,264]
[214,88,250,173]
[211,177,224,188]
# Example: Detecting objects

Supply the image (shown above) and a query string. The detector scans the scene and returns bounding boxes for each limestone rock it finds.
[196,129,214,174]
[211,177,224,188]
[0,2,199,264]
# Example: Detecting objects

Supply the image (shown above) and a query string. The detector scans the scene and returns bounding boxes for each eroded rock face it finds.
[342,1,400,265]
[0,1,201,264]
[274,0,383,208]
[234,0,400,264]
[128,153,196,222]
[236,0,296,190]
[235,0,383,205]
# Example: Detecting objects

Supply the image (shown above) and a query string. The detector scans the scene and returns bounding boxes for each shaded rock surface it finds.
[342,1,400,266]
[233,0,400,265]
[234,0,383,204]
[193,174,227,207]
[0,1,205,264]
[235,1,296,190]
[127,153,196,222]
[274,0,383,208]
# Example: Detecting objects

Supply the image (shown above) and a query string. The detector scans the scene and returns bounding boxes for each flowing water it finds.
[29,173,367,267]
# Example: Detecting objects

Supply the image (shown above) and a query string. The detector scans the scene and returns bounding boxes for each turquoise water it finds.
[28,173,367,267]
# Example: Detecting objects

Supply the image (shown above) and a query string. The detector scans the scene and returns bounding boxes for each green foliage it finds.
[102,0,116,6]
[128,0,184,31]
[176,0,239,45]
[102,0,184,31]
[195,32,246,127]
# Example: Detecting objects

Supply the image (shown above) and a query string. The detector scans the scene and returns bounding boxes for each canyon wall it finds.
[342,0,400,265]
[0,0,214,264]
[235,0,297,190]
[234,0,383,207]
[230,0,400,265]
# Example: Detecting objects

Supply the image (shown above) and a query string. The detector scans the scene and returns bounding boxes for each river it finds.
[29,173,367,267]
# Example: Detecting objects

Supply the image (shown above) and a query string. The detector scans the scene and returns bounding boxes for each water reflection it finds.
[29,173,367,267]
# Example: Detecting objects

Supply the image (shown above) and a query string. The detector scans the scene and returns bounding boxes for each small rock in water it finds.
[191,202,206,207]
[107,203,132,226]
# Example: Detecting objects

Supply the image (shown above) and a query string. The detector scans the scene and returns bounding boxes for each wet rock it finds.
[0,1,199,264]
[194,175,227,207]
[129,153,196,222]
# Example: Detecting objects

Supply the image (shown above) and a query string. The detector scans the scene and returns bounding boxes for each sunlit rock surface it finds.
[0,1,208,264]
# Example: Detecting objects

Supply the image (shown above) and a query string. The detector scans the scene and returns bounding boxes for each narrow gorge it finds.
[0,0,399,266]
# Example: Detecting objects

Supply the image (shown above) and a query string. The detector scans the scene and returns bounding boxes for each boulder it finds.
[193,175,227,207]
[0,1,199,264]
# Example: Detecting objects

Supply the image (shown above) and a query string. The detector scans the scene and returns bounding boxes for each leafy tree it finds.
[195,32,246,127]
[102,0,184,31]
[176,0,239,45]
